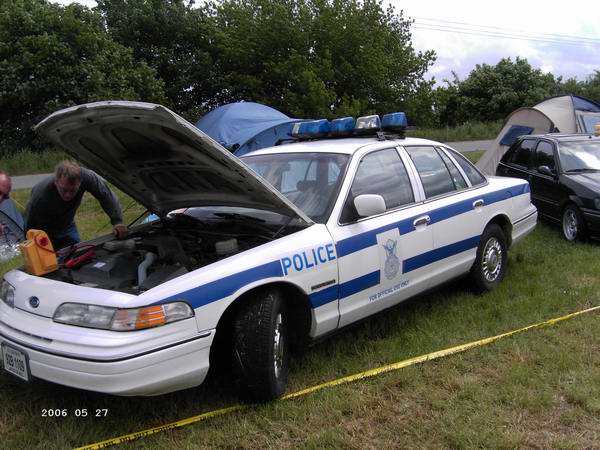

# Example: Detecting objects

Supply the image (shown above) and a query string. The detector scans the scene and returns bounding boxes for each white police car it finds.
[0,102,537,400]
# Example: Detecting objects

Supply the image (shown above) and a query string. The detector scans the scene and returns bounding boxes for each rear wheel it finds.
[470,223,507,293]
[233,289,289,401]
[562,204,586,242]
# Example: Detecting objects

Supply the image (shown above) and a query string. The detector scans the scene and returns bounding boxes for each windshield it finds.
[559,141,600,172]
[242,152,349,223]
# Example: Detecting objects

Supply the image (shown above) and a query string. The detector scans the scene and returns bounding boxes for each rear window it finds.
[446,149,486,186]
[509,139,536,168]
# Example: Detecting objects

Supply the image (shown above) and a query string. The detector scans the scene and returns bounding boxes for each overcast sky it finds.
[53,0,600,84]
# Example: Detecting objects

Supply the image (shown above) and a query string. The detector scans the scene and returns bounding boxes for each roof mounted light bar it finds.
[290,112,407,140]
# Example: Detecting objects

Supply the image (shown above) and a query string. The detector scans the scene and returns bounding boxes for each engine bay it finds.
[43,213,293,294]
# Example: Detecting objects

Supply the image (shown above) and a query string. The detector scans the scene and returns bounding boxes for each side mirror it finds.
[354,194,386,217]
[537,165,554,177]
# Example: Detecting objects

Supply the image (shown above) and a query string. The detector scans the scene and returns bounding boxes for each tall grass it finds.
[0,150,67,176]
[407,121,503,142]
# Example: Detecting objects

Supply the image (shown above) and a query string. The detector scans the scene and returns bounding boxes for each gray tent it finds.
[476,95,600,175]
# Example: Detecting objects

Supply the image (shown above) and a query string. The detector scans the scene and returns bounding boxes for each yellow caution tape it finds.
[76,305,600,449]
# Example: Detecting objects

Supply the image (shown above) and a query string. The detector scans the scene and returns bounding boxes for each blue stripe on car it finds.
[339,270,380,299]
[403,235,480,273]
[157,260,283,309]
[157,184,528,310]
[336,184,524,258]
[309,284,340,308]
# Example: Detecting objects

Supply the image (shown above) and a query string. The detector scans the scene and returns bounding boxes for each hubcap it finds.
[482,237,502,282]
[563,209,578,241]
[273,313,284,378]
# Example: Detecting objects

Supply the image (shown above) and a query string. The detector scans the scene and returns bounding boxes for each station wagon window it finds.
[534,141,556,171]
[405,146,456,198]
[509,139,536,168]
[446,149,486,186]
[340,148,413,223]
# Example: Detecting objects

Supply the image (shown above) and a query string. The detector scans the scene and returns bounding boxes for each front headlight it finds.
[53,302,194,331]
[0,279,15,308]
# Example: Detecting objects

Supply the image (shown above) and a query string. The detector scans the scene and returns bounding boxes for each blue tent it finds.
[194,102,303,156]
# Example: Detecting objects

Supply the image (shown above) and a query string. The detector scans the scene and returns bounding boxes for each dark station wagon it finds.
[497,133,600,241]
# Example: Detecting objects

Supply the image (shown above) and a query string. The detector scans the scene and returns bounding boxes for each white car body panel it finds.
[0,103,537,396]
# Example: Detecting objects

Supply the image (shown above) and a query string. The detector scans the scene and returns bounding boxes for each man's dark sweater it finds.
[25,169,123,236]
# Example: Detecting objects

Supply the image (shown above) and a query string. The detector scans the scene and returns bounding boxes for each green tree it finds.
[96,0,215,121]
[207,0,436,122]
[452,57,558,123]
[557,71,600,104]
[0,0,165,154]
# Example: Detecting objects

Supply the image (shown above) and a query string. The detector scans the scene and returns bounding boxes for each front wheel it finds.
[233,289,289,401]
[470,223,507,293]
[562,204,586,242]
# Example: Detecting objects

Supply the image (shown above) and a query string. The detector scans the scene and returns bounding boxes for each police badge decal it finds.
[383,239,400,279]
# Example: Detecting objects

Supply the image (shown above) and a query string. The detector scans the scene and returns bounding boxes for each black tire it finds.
[562,204,586,242]
[233,288,289,401]
[470,223,507,293]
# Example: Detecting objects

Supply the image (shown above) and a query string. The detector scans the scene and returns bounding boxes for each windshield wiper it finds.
[564,168,600,173]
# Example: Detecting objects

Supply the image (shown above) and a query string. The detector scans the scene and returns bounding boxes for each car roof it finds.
[522,133,600,143]
[241,135,449,157]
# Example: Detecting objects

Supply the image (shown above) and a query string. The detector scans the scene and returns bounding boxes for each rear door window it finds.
[446,149,486,186]
[405,146,456,198]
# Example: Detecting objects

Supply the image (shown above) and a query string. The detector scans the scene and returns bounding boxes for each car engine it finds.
[43,214,279,294]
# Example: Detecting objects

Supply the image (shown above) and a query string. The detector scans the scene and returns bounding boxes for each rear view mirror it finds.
[537,165,554,177]
[354,194,386,217]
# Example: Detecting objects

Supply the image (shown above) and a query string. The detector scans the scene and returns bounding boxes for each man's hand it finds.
[112,223,128,239]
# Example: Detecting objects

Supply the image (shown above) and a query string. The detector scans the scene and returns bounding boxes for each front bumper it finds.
[0,305,214,396]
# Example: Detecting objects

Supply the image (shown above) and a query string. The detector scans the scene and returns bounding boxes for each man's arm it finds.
[82,169,127,237]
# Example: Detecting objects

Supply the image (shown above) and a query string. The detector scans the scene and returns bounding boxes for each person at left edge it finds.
[0,170,25,234]
[24,160,128,249]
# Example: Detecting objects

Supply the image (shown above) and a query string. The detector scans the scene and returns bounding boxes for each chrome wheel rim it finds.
[563,209,578,241]
[273,313,284,378]
[482,237,502,282]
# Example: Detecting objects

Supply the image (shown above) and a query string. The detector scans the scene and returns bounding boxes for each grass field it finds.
[1,150,67,176]
[2,173,600,448]
[407,121,502,142]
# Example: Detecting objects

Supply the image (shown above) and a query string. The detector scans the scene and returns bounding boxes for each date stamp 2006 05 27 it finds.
[41,408,108,417]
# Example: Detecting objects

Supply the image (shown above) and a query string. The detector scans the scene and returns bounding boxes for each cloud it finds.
[392,0,600,83]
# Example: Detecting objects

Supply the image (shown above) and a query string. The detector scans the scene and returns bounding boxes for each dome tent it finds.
[476,95,600,175]
[194,102,304,156]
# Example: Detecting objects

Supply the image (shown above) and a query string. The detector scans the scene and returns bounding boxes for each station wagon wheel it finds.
[470,223,507,293]
[232,288,289,401]
[562,204,586,242]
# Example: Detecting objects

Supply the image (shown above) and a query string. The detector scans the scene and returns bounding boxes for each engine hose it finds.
[137,252,157,285]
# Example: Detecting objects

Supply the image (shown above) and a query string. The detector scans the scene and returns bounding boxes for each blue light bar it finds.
[291,119,331,138]
[354,115,381,134]
[329,117,355,137]
[382,112,407,131]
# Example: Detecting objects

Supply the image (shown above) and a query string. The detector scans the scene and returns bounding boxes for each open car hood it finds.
[35,101,312,223]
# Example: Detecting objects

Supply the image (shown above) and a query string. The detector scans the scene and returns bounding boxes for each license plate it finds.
[2,344,30,382]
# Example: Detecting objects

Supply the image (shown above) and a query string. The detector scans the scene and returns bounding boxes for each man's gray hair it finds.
[55,161,81,183]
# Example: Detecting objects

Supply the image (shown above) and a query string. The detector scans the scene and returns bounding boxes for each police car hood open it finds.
[34,101,313,223]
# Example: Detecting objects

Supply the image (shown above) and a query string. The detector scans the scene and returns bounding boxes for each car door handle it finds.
[413,215,431,227]
[473,199,485,208]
